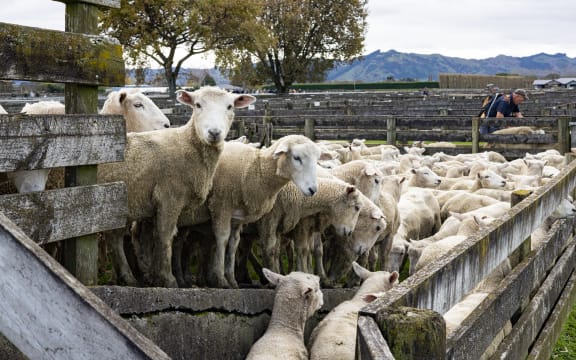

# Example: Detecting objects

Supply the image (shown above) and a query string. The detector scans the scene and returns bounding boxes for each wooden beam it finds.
[54,0,121,9]
[0,22,124,86]
[0,114,125,171]
[0,212,169,359]
[0,182,127,244]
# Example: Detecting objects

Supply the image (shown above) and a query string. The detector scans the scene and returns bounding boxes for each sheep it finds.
[98,86,256,287]
[0,104,6,114]
[250,177,363,277]
[190,135,325,288]
[404,165,442,189]
[531,198,576,250]
[100,88,171,132]
[411,214,495,273]
[245,269,323,360]
[307,262,399,360]
[440,192,502,221]
[491,126,544,135]
[5,101,66,193]
[322,193,387,284]
[449,169,507,191]
[327,160,383,204]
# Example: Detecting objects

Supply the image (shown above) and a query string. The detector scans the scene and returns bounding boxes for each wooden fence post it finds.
[375,306,446,359]
[61,1,104,286]
[472,117,480,153]
[557,116,570,154]
[304,118,315,140]
[387,117,396,145]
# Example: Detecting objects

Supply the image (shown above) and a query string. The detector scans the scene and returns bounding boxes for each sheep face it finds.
[101,90,171,132]
[551,199,576,219]
[273,135,322,196]
[330,186,363,237]
[477,170,507,189]
[176,86,256,145]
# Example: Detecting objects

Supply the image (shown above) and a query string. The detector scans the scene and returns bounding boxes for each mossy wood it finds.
[0,114,125,171]
[0,212,169,359]
[0,182,127,244]
[55,0,121,8]
[0,22,124,85]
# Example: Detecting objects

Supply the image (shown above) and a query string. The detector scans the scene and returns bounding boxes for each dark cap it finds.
[514,89,529,100]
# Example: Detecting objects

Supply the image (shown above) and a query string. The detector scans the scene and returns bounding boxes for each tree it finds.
[99,0,263,98]
[218,0,368,93]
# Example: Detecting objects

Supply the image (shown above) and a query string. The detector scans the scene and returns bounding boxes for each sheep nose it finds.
[308,187,316,196]
[208,129,222,139]
[164,123,170,128]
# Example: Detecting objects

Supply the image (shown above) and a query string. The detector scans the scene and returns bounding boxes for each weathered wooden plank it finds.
[0,114,125,171]
[0,212,169,359]
[0,182,127,244]
[0,22,124,85]
[446,218,575,359]
[488,236,576,360]
[55,0,121,8]
[528,270,576,360]
[356,316,395,360]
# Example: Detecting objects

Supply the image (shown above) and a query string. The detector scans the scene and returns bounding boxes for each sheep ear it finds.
[262,268,284,286]
[176,90,194,106]
[272,140,290,159]
[233,94,256,109]
[352,261,371,280]
[362,293,380,303]
[364,164,377,176]
[319,150,334,161]
[389,271,399,284]
[119,92,127,105]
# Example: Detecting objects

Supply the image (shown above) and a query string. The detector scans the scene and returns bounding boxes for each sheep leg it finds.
[313,232,328,283]
[172,228,189,287]
[208,217,232,288]
[257,221,281,274]
[148,202,179,288]
[224,224,242,289]
[106,227,138,286]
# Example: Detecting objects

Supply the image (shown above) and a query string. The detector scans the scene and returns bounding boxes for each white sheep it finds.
[440,192,501,221]
[101,88,171,132]
[531,198,576,250]
[327,159,383,204]
[198,135,325,288]
[0,104,6,114]
[5,101,66,193]
[322,193,387,284]
[491,126,544,135]
[98,86,256,287]
[307,262,399,360]
[245,269,323,360]
[253,177,363,276]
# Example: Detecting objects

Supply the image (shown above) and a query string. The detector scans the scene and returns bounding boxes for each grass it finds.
[552,303,576,358]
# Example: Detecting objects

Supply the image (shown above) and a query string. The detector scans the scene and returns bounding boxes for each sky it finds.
[1,0,575,68]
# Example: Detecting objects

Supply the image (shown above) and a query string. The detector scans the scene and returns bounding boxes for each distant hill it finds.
[325,50,576,82]
[129,50,576,86]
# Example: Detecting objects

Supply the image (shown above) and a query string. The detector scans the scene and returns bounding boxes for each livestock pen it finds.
[2,3,576,360]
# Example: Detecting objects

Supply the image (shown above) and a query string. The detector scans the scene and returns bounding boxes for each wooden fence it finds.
[356,157,576,359]
[0,1,168,358]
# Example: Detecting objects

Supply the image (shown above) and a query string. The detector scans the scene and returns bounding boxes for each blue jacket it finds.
[486,93,520,118]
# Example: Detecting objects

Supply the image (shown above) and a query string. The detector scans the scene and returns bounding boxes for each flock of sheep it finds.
[1,86,575,359]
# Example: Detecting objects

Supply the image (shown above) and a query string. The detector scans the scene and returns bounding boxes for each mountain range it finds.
[325,50,576,82]
[134,50,576,86]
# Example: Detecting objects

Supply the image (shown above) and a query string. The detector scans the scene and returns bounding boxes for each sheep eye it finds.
[293,155,302,163]
[134,102,143,108]
[355,205,360,211]
[376,226,381,231]
[227,104,233,110]
[195,103,202,109]
[375,179,380,184]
